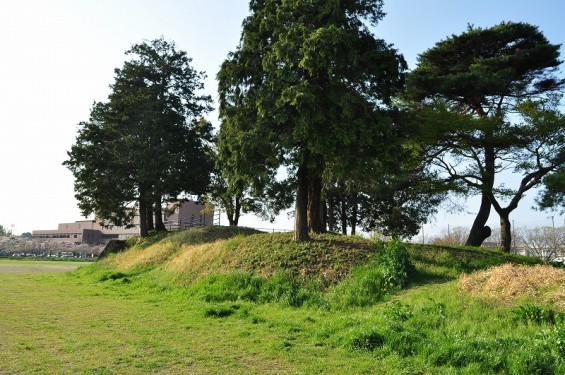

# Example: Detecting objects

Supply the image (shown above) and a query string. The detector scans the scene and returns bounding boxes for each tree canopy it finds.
[65,38,213,237]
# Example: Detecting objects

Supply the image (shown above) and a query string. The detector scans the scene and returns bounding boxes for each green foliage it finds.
[0,224,11,237]
[188,271,320,308]
[326,264,387,308]
[513,304,564,326]
[408,21,565,250]
[538,169,565,212]
[535,323,565,358]
[348,329,385,351]
[258,271,315,307]
[189,272,263,303]
[326,239,415,308]
[378,239,414,289]
[203,304,239,318]
[217,0,406,239]
[97,271,130,283]
[64,38,213,236]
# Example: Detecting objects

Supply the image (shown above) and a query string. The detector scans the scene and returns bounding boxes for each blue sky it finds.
[0,0,563,235]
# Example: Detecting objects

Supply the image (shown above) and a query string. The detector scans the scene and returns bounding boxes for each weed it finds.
[383,300,413,323]
[513,304,564,325]
[98,271,130,283]
[348,329,385,351]
[378,239,414,289]
[326,239,415,308]
[259,272,320,307]
[535,322,565,357]
[189,272,263,302]
[203,304,240,318]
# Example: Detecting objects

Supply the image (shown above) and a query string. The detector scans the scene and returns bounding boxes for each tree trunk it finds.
[308,175,325,233]
[499,211,512,252]
[350,193,358,236]
[146,200,155,232]
[138,188,149,238]
[233,195,241,226]
[340,197,347,235]
[465,143,495,246]
[465,193,492,246]
[327,196,335,232]
[294,164,310,242]
[154,198,166,232]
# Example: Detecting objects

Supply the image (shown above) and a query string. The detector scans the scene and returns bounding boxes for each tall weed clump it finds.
[327,239,414,308]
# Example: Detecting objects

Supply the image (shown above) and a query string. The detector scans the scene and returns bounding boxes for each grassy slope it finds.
[1,226,564,374]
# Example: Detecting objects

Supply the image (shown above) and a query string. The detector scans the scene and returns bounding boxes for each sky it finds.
[0,0,564,237]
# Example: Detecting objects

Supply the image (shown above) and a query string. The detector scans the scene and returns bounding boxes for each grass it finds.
[1,226,563,374]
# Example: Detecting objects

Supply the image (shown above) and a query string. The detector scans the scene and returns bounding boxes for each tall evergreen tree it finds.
[65,38,213,237]
[218,0,406,241]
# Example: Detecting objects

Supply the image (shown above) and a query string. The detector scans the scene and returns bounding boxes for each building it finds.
[164,200,214,230]
[33,201,213,245]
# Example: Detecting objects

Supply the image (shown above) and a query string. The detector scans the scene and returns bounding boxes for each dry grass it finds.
[458,263,565,309]
[161,240,241,284]
[104,240,179,270]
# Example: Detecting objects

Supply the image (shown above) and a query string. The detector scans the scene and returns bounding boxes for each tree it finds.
[517,226,565,260]
[218,0,406,241]
[0,224,11,237]
[431,226,469,246]
[537,166,565,212]
[407,22,564,250]
[65,38,213,237]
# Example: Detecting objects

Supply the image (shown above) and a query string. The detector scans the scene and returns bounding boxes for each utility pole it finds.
[512,220,515,253]
[552,216,556,258]
[421,224,424,245]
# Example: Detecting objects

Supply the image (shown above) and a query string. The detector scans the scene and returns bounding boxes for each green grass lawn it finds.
[0,228,563,374]
[1,265,389,374]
